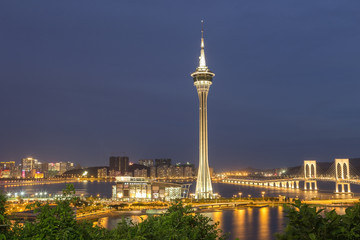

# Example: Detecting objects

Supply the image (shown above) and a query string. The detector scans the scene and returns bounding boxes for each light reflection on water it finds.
[99,207,282,240]
[98,206,350,240]
[233,209,245,238]
[258,207,269,240]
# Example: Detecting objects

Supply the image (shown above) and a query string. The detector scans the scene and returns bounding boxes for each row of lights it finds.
[6,192,50,197]
[234,191,266,199]
[35,192,48,196]
[7,192,25,197]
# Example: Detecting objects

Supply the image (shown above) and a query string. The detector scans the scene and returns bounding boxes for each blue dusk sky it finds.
[1,1,360,170]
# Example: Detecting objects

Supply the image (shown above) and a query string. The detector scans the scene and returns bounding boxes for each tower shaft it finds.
[195,82,213,199]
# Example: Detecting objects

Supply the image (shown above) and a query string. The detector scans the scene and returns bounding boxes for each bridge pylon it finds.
[334,158,351,193]
[304,160,317,191]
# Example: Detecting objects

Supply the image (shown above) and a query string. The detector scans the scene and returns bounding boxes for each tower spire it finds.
[199,20,207,69]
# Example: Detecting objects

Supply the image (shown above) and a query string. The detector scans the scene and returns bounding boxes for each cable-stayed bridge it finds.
[222,158,360,194]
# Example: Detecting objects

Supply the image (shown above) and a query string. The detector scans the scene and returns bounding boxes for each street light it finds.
[238,192,242,200]
[248,194,251,199]
[261,191,265,200]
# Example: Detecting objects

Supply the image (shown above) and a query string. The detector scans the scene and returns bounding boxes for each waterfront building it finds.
[59,162,68,175]
[109,170,121,177]
[191,22,214,199]
[109,156,129,175]
[0,161,15,171]
[40,163,48,173]
[21,157,38,172]
[48,162,59,172]
[0,170,11,178]
[12,165,22,178]
[47,162,72,175]
[112,176,182,201]
[97,168,108,178]
[66,162,75,171]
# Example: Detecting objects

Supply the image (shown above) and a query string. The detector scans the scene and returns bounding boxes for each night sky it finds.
[1,1,360,170]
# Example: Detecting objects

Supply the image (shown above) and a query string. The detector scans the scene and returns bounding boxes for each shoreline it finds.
[77,199,360,222]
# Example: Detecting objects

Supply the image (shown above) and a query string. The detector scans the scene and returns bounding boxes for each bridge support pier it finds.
[335,182,351,193]
[334,159,351,194]
[304,180,317,191]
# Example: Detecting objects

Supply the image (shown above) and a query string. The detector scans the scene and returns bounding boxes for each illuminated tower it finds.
[191,21,215,199]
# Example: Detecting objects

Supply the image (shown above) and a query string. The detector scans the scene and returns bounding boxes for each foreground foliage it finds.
[277,200,360,240]
[0,184,226,240]
[110,202,226,240]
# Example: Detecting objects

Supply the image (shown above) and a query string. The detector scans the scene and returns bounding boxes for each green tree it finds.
[2,184,226,240]
[0,191,11,240]
[110,201,227,240]
[277,200,360,240]
[11,184,107,240]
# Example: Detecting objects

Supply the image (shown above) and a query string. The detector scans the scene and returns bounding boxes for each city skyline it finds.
[2,1,360,170]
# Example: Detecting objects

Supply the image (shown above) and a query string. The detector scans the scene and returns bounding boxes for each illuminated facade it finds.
[97,168,108,178]
[191,22,214,199]
[21,157,38,172]
[0,161,15,171]
[112,176,182,201]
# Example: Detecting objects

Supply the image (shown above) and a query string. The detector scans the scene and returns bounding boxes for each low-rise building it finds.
[97,168,107,178]
[0,161,15,171]
[112,176,182,201]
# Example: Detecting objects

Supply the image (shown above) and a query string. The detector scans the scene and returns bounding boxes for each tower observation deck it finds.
[191,21,215,199]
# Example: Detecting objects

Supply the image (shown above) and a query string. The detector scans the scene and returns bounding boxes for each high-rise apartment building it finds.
[109,156,129,175]
[150,166,157,178]
[138,159,154,167]
[134,168,148,178]
[155,158,171,167]
[21,157,38,172]
[156,165,168,178]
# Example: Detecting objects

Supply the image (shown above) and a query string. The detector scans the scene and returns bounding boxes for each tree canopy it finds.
[277,200,360,240]
[0,184,226,240]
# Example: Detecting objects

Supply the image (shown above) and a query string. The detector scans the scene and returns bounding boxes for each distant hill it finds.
[63,166,108,177]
